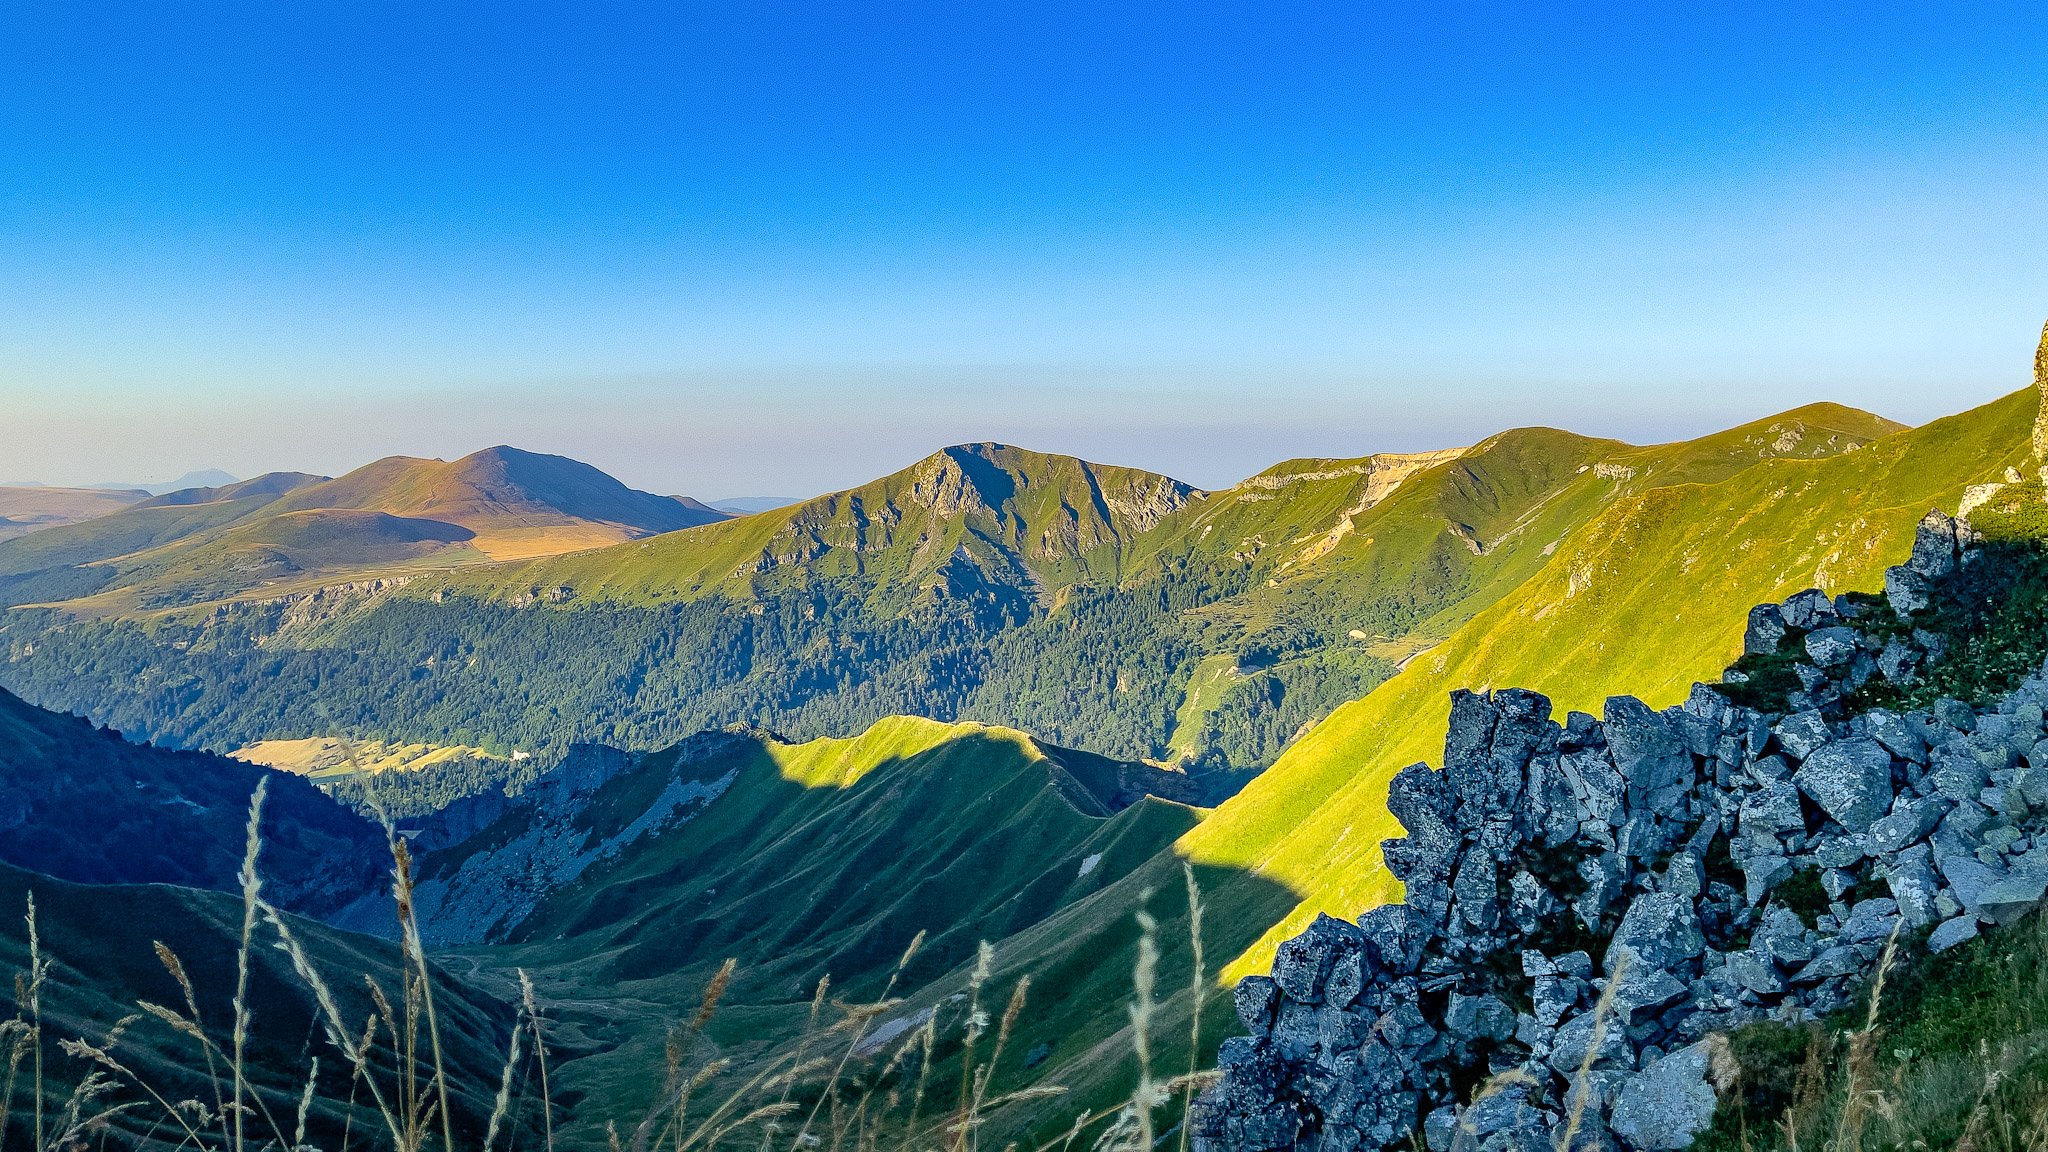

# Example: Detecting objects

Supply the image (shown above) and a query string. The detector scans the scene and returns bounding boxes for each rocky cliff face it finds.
[1193,511,2048,1152]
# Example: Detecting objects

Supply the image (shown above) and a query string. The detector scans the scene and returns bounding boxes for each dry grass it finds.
[0,770,1222,1152]
[1705,913,2048,1152]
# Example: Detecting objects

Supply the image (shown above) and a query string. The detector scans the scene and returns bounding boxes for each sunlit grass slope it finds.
[1183,387,2032,979]
[1143,404,1900,758]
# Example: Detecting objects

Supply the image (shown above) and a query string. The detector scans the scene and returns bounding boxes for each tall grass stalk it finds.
[153,939,230,1148]
[520,969,555,1152]
[232,777,267,1152]
[950,943,994,1152]
[796,934,923,1152]
[25,892,44,1152]
[1127,908,1160,1152]
[1177,865,1204,1152]
[1553,953,1625,1152]
[763,975,829,1152]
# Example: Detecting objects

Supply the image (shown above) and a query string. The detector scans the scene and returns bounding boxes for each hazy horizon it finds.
[7,2,2046,494]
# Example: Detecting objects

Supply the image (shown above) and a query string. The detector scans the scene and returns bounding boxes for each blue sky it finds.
[5,2,2048,496]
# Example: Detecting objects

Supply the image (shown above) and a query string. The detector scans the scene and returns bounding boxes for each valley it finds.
[1,365,2041,1152]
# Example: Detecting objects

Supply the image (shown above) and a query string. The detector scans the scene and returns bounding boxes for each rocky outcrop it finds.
[1194,511,2048,1152]
[330,735,744,945]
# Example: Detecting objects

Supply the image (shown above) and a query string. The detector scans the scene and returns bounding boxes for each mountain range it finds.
[0,445,727,612]
[1,332,2042,1148]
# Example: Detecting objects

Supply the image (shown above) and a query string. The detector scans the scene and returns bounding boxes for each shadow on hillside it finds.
[445,728,1306,1148]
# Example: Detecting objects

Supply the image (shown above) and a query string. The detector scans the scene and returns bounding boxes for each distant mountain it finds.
[61,468,243,495]
[443,441,1200,613]
[0,684,384,916]
[0,485,152,542]
[0,446,729,611]
[267,445,730,559]
[0,410,1906,769]
[709,495,806,514]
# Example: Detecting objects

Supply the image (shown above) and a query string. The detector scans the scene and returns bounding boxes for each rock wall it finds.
[1193,511,2048,1152]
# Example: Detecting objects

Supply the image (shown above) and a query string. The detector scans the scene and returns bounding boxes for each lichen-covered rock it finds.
[1606,893,1704,975]
[1607,1042,1717,1150]
[1804,626,1862,668]
[1742,604,1787,656]
[1793,738,1892,832]
[1774,710,1833,762]
[1928,915,1981,952]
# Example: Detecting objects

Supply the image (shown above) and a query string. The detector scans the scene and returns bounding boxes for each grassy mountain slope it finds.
[0,684,384,915]
[1145,404,1901,761]
[0,485,151,542]
[426,442,1200,612]
[0,407,1904,786]
[1181,386,2031,979]
[392,714,1285,1146]
[0,448,728,614]
[267,445,728,559]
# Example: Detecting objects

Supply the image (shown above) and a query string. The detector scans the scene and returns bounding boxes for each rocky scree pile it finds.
[1192,511,2048,1152]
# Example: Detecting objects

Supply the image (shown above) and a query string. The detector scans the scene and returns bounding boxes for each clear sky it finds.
[5,2,2048,497]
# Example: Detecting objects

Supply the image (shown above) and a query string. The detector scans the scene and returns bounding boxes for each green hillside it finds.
[389,714,1286,1148]
[0,447,728,616]
[1181,385,2033,980]
[0,407,1903,781]
[425,442,1200,612]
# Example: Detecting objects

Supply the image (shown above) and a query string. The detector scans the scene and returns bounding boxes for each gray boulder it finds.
[1780,588,1839,630]
[1443,992,1517,1044]
[1722,949,1785,995]
[1885,856,1942,927]
[1805,626,1862,668]
[1271,913,1363,1003]
[1383,762,1458,881]
[1793,739,1893,832]
[1867,796,1951,855]
[1976,872,2048,926]
[1775,710,1833,762]
[1235,976,1280,1037]
[1742,604,1787,656]
[1741,854,1794,905]
[1606,697,1694,814]
[1867,710,1930,762]
[1608,1041,1718,1150]
[1608,965,1689,1021]
[1739,779,1806,836]
[1877,638,1922,685]
[1928,915,1981,953]
[1940,855,2008,915]
[1547,1007,1631,1075]
[1606,893,1705,974]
